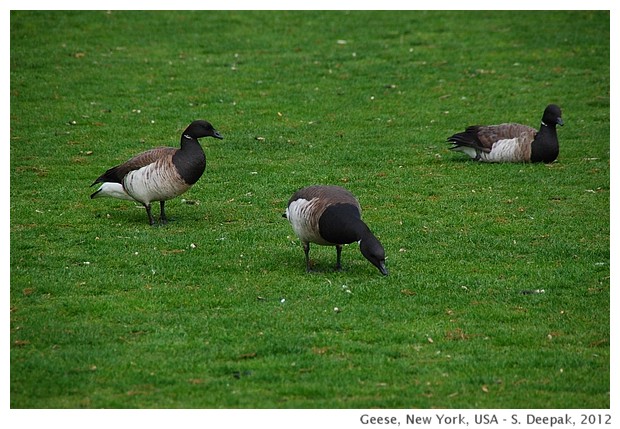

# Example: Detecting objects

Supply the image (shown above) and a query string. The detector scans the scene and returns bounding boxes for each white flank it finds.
[481,138,522,162]
[92,182,136,201]
[286,198,330,245]
[123,161,191,206]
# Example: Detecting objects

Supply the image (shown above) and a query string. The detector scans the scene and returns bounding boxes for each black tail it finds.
[447,126,482,149]
[90,165,123,187]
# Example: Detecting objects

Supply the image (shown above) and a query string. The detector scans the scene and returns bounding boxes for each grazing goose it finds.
[284,185,388,276]
[90,120,223,225]
[447,104,563,163]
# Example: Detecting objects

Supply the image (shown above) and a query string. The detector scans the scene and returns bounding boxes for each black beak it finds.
[557,118,564,126]
[378,262,389,276]
[212,130,224,139]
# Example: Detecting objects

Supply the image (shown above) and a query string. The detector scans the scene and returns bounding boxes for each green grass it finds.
[10,11,609,409]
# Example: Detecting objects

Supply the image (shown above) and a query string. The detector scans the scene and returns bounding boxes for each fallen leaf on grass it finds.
[445,328,470,341]
[126,385,155,396]
[589,338,608,347]
[312,346,329,355]
[160,249,185,255]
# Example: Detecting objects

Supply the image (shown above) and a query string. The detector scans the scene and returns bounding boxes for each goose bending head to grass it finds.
[90,120,223,225]
[284,185,388,276]
[447,104,563,163]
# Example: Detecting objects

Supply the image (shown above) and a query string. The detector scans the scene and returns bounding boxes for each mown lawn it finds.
[10,10,609,409]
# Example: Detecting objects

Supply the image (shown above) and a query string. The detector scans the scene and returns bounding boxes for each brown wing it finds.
[476,123,537,149]
[91,147,177,185]
[288,185,362,214]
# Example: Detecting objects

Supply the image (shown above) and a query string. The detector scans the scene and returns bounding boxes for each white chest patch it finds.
[286,198,330,245]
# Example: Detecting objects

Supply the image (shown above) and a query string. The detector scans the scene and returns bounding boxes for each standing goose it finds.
[284,185,388,276]
[447,104,563,163]
[90,120,223,225]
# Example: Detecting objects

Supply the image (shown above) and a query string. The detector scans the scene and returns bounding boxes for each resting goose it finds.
[284,185,388,276]
[90,120,223,225]
[447,104,563,163]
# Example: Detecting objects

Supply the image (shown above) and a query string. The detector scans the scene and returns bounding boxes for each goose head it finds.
[360,235,388,276]
[185,120,224,140]
[542,104,564,127]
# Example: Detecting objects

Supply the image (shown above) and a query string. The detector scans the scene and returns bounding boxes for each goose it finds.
[90,120,223,225]
[284,185,388,276]
[447,104,563,163]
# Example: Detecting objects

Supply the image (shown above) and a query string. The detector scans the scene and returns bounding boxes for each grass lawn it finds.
[10,10,610,409]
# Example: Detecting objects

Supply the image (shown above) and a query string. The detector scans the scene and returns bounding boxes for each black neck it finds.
[172,135,206,184]
[319,204,368,244]
[531,122,559,163]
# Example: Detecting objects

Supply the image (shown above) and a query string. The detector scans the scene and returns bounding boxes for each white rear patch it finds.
[451,146,478,159]
[92,182,136,201]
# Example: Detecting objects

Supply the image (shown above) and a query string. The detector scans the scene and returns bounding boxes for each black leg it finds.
[335,244,343,271]
[159,201,168,224]
[303,242,312,272]
[144,204,155,226]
